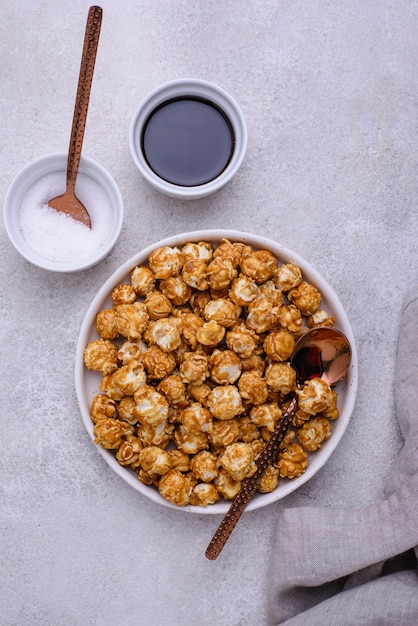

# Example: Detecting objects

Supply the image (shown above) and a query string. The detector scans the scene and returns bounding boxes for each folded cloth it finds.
[267,289,418,625]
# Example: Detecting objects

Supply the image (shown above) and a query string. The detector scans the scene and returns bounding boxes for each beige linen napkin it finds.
[267,289,418,625]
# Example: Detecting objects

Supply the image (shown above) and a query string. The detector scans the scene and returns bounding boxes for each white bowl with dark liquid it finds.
[129,79,247,199]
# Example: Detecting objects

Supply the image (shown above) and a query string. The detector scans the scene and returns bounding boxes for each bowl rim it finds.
[3,152,124,273]
[129,79,248,200]
[75,229,359,514]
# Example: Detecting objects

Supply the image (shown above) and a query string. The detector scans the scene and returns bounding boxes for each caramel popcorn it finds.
[276,443,308,478]
[111,283,137,306]
[96,308,118,340]
[141,344,176,380]
[219,442,257,481]
[288,281,321,316]
[114,302,149,340]
[148,246,185,279]
[84,338,119,375]
[85,237,343,508]
[297,417,332,452]
[158,469,193,506]
[263,330,296,362]
[209,349,242,385]
[240,249,278,284]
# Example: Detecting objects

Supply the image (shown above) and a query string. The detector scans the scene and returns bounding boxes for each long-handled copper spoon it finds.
[48,6,102,228]
[205,326,352,560]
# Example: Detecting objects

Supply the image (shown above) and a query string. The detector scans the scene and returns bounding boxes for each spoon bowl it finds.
[48,6,102,228]
[205,327,352,560]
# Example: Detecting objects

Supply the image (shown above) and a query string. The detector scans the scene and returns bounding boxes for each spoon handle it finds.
[66,6,102,189]
[205,394,298,560]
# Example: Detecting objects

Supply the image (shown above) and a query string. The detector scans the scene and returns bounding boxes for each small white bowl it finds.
[129,79,247,200]
[4,153,124,273]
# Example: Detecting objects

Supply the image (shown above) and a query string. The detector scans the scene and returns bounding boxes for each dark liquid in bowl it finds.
[141,97,235,187]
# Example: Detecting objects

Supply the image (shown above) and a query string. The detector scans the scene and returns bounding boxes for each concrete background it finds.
[1,1,417,624]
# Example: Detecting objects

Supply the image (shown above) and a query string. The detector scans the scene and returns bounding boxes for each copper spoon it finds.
[205,327,352,560]
[48,6,102,228]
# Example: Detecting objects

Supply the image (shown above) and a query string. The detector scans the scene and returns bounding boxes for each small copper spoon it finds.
[205,327,352,560]
[48,6,102,228]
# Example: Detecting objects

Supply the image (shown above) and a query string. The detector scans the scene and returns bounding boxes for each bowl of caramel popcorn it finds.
[75,230,358,513]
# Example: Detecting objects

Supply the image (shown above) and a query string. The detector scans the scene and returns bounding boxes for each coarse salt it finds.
[19,171,114,264]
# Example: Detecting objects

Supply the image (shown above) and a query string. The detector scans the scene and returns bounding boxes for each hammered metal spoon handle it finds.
[67,5,102,190]
[205,395,297,560]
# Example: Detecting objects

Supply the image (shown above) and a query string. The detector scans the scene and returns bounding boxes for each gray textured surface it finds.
[1,1,417,625]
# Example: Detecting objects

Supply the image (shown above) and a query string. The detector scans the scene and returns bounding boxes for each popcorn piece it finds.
[238,371,268,405]
[144,291,172,320]
[209,349,242,385]
[203,298,241,329]
[278,304,303,335]
[137,420,173,448]
[213,238,252,267]
[130,265,156,296]
[115,302,149,340]
[168,449,190,472]
[182,241,213,263]
[111,283,137,306]
[225,323,258,358]
[117,339,147,365]
[187,382,212,405]
[240,354,266,376]
[190,483,220,506]
[275,263,302,292]
[139,446,171,475]
[133,385,169,426]
[307,309,335,328]
[298,417,332,452]
[158,469,193,506]
[240,249,278,284]
[245,295,278,333]
[84,338,119,375]
[173,424,209,454]
[180,403,212,434]
[219,442,257,481]
[250,402,282,432]
[116,434,143,468]
[238,416,261,443]
[190,451,219,482]
[96,308,119,340]
[208,418,240,448]
[276,443,308,478]
[288,281,321,316]
[196,320,225,347]
[322,386,339,420]
[182,259,209,291]
[93,418,134,449]
[100,362,147,400]
[148,246,185,279]
[214,469,241,500]
[117,396,137,424]
[158,374,190,408]
[207,385,244,420]
[142,344,176,380]
[206,257,237,291]
[182,313,205,350]
[159,276,192,306]
[229,274,260,306]
[296,378,331,415]
[90,394,117,424]
[265,362,297,395]
[189,291,211,316]
[147,317,183,352]
[257,464,280,493]
[179,351,210,386]
[263,330,296,362]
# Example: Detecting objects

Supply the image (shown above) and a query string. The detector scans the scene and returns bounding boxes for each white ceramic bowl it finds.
[129,79,247,199]
[75,230,358,514]
[4,153,124,273]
